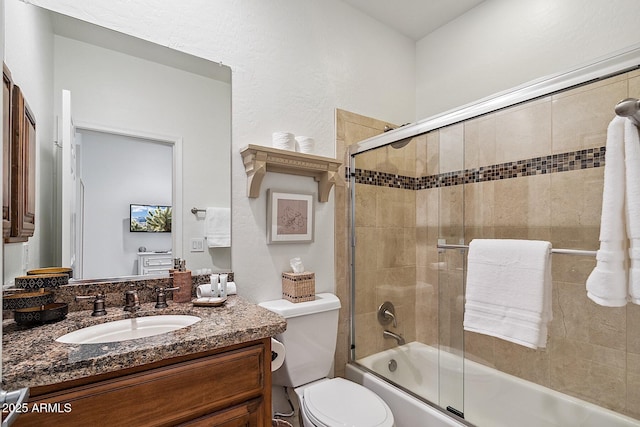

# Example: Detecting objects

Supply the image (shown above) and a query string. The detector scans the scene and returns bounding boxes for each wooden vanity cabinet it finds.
[15,338,272,427]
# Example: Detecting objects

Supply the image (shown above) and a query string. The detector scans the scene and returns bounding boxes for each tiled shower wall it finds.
[347,69,640,419]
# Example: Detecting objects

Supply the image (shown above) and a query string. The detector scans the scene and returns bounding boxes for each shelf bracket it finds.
[240,144,342,202]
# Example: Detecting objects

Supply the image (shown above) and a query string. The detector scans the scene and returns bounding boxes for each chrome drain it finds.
[388,359,397,372]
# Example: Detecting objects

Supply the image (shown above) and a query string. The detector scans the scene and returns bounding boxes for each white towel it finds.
[625,119,640,303]
[205,207,230,248]
[586,117,640,306]
[463,239,552,349]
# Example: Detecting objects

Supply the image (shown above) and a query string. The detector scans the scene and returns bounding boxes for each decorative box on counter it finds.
[282,272,315,303]
[172,270,193,303]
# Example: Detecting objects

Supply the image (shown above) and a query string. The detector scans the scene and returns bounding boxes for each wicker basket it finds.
[282,272,315,303]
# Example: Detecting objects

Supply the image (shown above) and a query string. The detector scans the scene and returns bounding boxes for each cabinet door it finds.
[8,85,35,242]
[3,63,12,238]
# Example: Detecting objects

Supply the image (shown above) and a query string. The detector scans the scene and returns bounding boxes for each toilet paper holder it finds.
[270,338,286,371]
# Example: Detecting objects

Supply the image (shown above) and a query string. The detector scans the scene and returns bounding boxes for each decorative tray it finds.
[192,297,227,307]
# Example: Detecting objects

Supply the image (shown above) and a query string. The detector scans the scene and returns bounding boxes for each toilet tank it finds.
[259,293,341,388]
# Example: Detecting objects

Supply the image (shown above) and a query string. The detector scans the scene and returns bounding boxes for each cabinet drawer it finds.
[179,397,264,427]
[143,256,173,267]
[16,344,266,427]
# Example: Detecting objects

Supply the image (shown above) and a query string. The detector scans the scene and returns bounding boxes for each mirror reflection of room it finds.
[3,1,231,285]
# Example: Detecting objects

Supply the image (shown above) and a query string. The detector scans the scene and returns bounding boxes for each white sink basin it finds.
[56,315,201,344]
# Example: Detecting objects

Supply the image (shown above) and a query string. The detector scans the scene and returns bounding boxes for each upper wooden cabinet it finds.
[3,64,12,239]
[5,82,36,243]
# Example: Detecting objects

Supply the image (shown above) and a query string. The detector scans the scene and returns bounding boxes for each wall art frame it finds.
[267,189,314,244]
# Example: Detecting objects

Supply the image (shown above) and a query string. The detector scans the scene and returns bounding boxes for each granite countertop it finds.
[2,295,287,390]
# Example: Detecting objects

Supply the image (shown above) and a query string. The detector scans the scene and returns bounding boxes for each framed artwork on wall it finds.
[267,190,314,244]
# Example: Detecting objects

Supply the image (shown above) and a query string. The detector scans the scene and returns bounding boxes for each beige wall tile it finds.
[438,186,464,232]
[493,338,550,386]
[495,97,552,164]
[628,378,640,418]
[630,71,640,99]
[425,130,440,176]
[464,113,496,169]
[464,181,495,230]
[376,187,412,228]
[463,331,496,368]
[555,281,626,349]
[439,123,464,173]
[354,183,377,227]
[414,134,429,177]
[552,78,627,153]
[494,174,551,229]
[551,168,603,228]
[627,304,640,355]
[549,338,626,413]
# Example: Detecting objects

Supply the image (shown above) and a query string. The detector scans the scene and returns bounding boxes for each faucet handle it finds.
[377,301,397,328]
[124,287,141,312]
[75,294,107,316]
[153,286,179,309]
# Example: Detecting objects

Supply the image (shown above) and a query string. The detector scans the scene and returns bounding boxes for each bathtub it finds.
[346,342,640,427]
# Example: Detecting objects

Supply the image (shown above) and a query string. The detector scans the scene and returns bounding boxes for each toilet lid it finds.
[303,378,394,427]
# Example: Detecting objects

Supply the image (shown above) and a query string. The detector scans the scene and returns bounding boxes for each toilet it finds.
[259,293,395,427]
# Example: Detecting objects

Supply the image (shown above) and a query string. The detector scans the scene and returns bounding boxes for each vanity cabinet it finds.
[138,251,173,275]
[14,339,272,427]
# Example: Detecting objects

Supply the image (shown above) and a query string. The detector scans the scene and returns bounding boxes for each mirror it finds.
[3,1,231,285]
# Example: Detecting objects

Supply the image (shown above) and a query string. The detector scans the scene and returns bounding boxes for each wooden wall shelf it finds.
[240,144,342,202]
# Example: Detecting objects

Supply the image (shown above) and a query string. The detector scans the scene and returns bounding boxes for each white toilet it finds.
[259,293,395,427]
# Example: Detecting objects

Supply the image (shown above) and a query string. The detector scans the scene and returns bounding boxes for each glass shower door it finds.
[436,123,466,419]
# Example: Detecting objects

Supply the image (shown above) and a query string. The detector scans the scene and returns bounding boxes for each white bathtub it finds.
[347,342,640,427]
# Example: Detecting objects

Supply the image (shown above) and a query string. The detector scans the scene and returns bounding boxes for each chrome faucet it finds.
[124,288,141,312]
[383,330,406,346]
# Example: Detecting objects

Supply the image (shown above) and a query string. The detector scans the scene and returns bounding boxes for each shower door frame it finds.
[348,43,640,159]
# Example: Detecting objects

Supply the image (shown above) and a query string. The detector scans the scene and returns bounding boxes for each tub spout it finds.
[383,330,405,345]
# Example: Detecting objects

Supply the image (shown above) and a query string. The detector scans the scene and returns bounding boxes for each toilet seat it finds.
[302,378,394,427]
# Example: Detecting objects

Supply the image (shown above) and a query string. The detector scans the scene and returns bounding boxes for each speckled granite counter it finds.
[2,295,286,390]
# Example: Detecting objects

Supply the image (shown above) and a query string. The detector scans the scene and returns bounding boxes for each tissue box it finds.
[282,272,315,303]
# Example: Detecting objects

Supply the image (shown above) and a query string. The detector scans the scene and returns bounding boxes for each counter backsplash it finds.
[2,272,233,319]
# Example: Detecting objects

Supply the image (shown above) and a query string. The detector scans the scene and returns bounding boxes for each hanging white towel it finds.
[586,116,640,306]
[624,119,640,304]
[205,207,230,248]
[463,239,552,349]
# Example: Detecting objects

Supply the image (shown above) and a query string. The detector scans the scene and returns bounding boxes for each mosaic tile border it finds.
[351,146,605,190]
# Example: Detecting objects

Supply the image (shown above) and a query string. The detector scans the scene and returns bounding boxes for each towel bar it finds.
[615,97,640,127]
[437,243,596,257]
